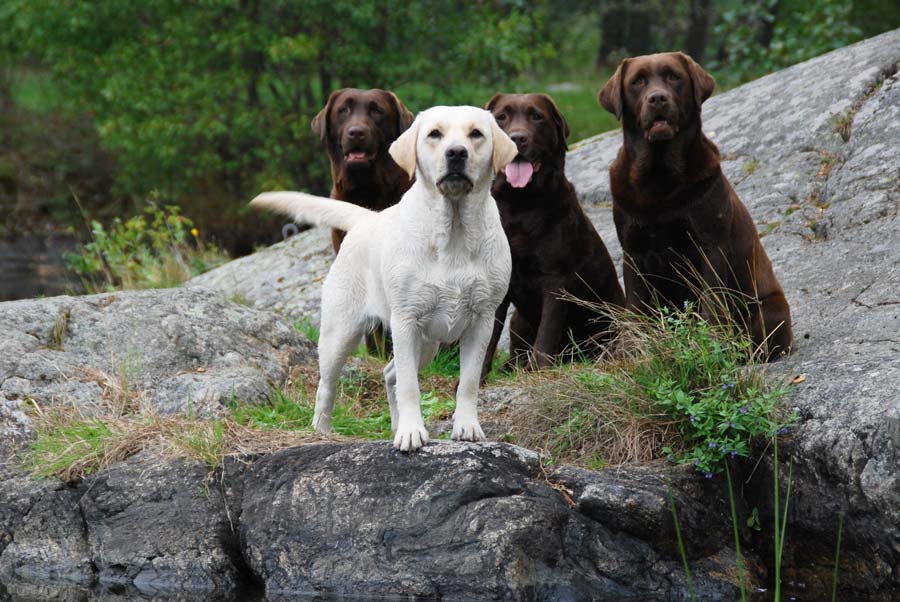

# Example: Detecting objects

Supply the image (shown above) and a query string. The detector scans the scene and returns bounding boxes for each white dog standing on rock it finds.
[251,106,518,452]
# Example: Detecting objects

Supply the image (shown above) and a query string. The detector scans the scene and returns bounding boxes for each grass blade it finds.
[666,483,695,601]
[832,512,844,602]
[724,463,747,602]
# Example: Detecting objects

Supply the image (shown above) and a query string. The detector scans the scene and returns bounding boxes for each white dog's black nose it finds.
[445,145,468,161]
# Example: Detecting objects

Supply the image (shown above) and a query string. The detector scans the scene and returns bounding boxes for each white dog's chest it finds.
[407,265,496,342]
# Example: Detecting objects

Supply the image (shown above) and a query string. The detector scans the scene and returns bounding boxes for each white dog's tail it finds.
[250,191,374,232]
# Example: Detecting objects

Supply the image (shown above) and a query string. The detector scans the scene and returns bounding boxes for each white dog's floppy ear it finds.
[389,117,419,180]
[490,118,519,174]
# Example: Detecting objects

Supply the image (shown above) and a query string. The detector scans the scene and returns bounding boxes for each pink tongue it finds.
[505,161,534,188]
[348,151,367,161]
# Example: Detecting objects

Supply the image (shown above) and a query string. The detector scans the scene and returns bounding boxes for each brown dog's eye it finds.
[496,113,507,121]
[428,129,442,139]
[469,129,483,139]
[530,112,544,122]
[369,104,384,115]
[338,105,351,115]
[632,76,646,87]
[667,73,681,82]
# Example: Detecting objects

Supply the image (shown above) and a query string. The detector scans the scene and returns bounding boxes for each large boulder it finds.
[0,287,313,457]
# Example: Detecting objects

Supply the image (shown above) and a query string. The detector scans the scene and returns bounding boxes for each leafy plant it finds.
[512,302,794,474]
[66,202,228,292]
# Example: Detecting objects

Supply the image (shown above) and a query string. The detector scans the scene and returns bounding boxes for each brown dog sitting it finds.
[312,88,415,252]
[480,93,625,378]
[599,52,792,360]
[312,88,414,355]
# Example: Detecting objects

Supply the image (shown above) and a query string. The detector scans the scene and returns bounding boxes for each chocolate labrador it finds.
[312,88,415,252]
[599,52,792,360]
[312,88,414,355]
[481,93,625,377]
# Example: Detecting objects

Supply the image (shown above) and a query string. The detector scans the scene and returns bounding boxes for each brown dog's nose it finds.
[347,126,367,140]
[509,131,529,148]
[647,91,670,106]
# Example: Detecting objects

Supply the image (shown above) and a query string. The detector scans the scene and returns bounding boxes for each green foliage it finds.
[66,202,228,292]
[708,0,863,86]
[421,345,461,379]
[514,303,793,475]
[2,1,554,216]
[640,306,792,475]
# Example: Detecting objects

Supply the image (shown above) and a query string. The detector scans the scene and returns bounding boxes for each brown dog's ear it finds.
[490,117,519,174]
[388,116,419,180]
[311,89,344,141]
[538,94,570,152]
[384,90,415,133]
[598,59,629,121]
[483,93,505,112]
[677,52,715,109]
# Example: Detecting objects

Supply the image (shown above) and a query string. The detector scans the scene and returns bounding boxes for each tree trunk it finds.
[597,1,656,68]
[684,0,713,63]
[757,0,781,49]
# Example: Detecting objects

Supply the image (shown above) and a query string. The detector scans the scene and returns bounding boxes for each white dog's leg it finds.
[383,339,438,434]
[453,317,492,442]
[383,359,398,432]
[313,313,365,435]
[389,320,431,452]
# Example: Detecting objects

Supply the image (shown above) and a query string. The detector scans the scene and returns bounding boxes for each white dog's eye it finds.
[428,129,443,139]
[469,129,483,139]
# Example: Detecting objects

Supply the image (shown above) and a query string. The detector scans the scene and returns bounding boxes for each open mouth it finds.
[646,118,677,141]
[504,157,541,189]
[344,150,375,165]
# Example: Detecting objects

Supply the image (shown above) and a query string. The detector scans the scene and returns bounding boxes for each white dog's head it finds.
[389,106,518,199]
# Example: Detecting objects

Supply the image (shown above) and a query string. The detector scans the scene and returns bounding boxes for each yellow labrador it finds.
[252,106,517,451]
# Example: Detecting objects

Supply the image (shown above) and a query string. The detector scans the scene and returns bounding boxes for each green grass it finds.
[511,302,794,474]
[26,417,115,479]
[294,317,321,345]
[9,70,63,114]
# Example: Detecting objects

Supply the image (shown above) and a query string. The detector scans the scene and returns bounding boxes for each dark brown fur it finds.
[312,88,414,355]
[599,52,792,360]
[481,93,625,378]
[311,88,414,252]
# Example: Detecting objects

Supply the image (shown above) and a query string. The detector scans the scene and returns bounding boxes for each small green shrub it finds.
[513,303,794,475]
[67,202,228,292]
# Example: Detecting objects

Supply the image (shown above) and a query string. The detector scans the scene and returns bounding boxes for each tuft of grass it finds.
[831,111,853,142]
[742,158,760,176]
[421,345,461,379]
[511,302,793,475]
[49,309,71,350]
[294,317,320,345]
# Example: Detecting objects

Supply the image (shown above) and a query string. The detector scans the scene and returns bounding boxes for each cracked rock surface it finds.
[0,287,314,454]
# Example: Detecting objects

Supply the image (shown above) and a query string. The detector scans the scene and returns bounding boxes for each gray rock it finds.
[78,455,242,594]
[0,288,314,438]
[0,488,92,586]
[239,441,716,600]
[188,227,333,324]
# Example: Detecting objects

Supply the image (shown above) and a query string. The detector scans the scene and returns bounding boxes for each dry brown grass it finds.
[23,400,343,483]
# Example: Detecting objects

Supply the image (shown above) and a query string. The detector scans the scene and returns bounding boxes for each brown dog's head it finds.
[312,88,415,174]
[484,93,570,189]
[599,52,714,143]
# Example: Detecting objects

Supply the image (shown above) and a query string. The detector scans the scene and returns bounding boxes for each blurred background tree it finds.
[0,0,898,269]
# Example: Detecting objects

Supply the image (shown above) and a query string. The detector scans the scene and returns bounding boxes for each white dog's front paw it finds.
[452,417,486,442]
[312,411,332,434]
[393,424,429,452]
